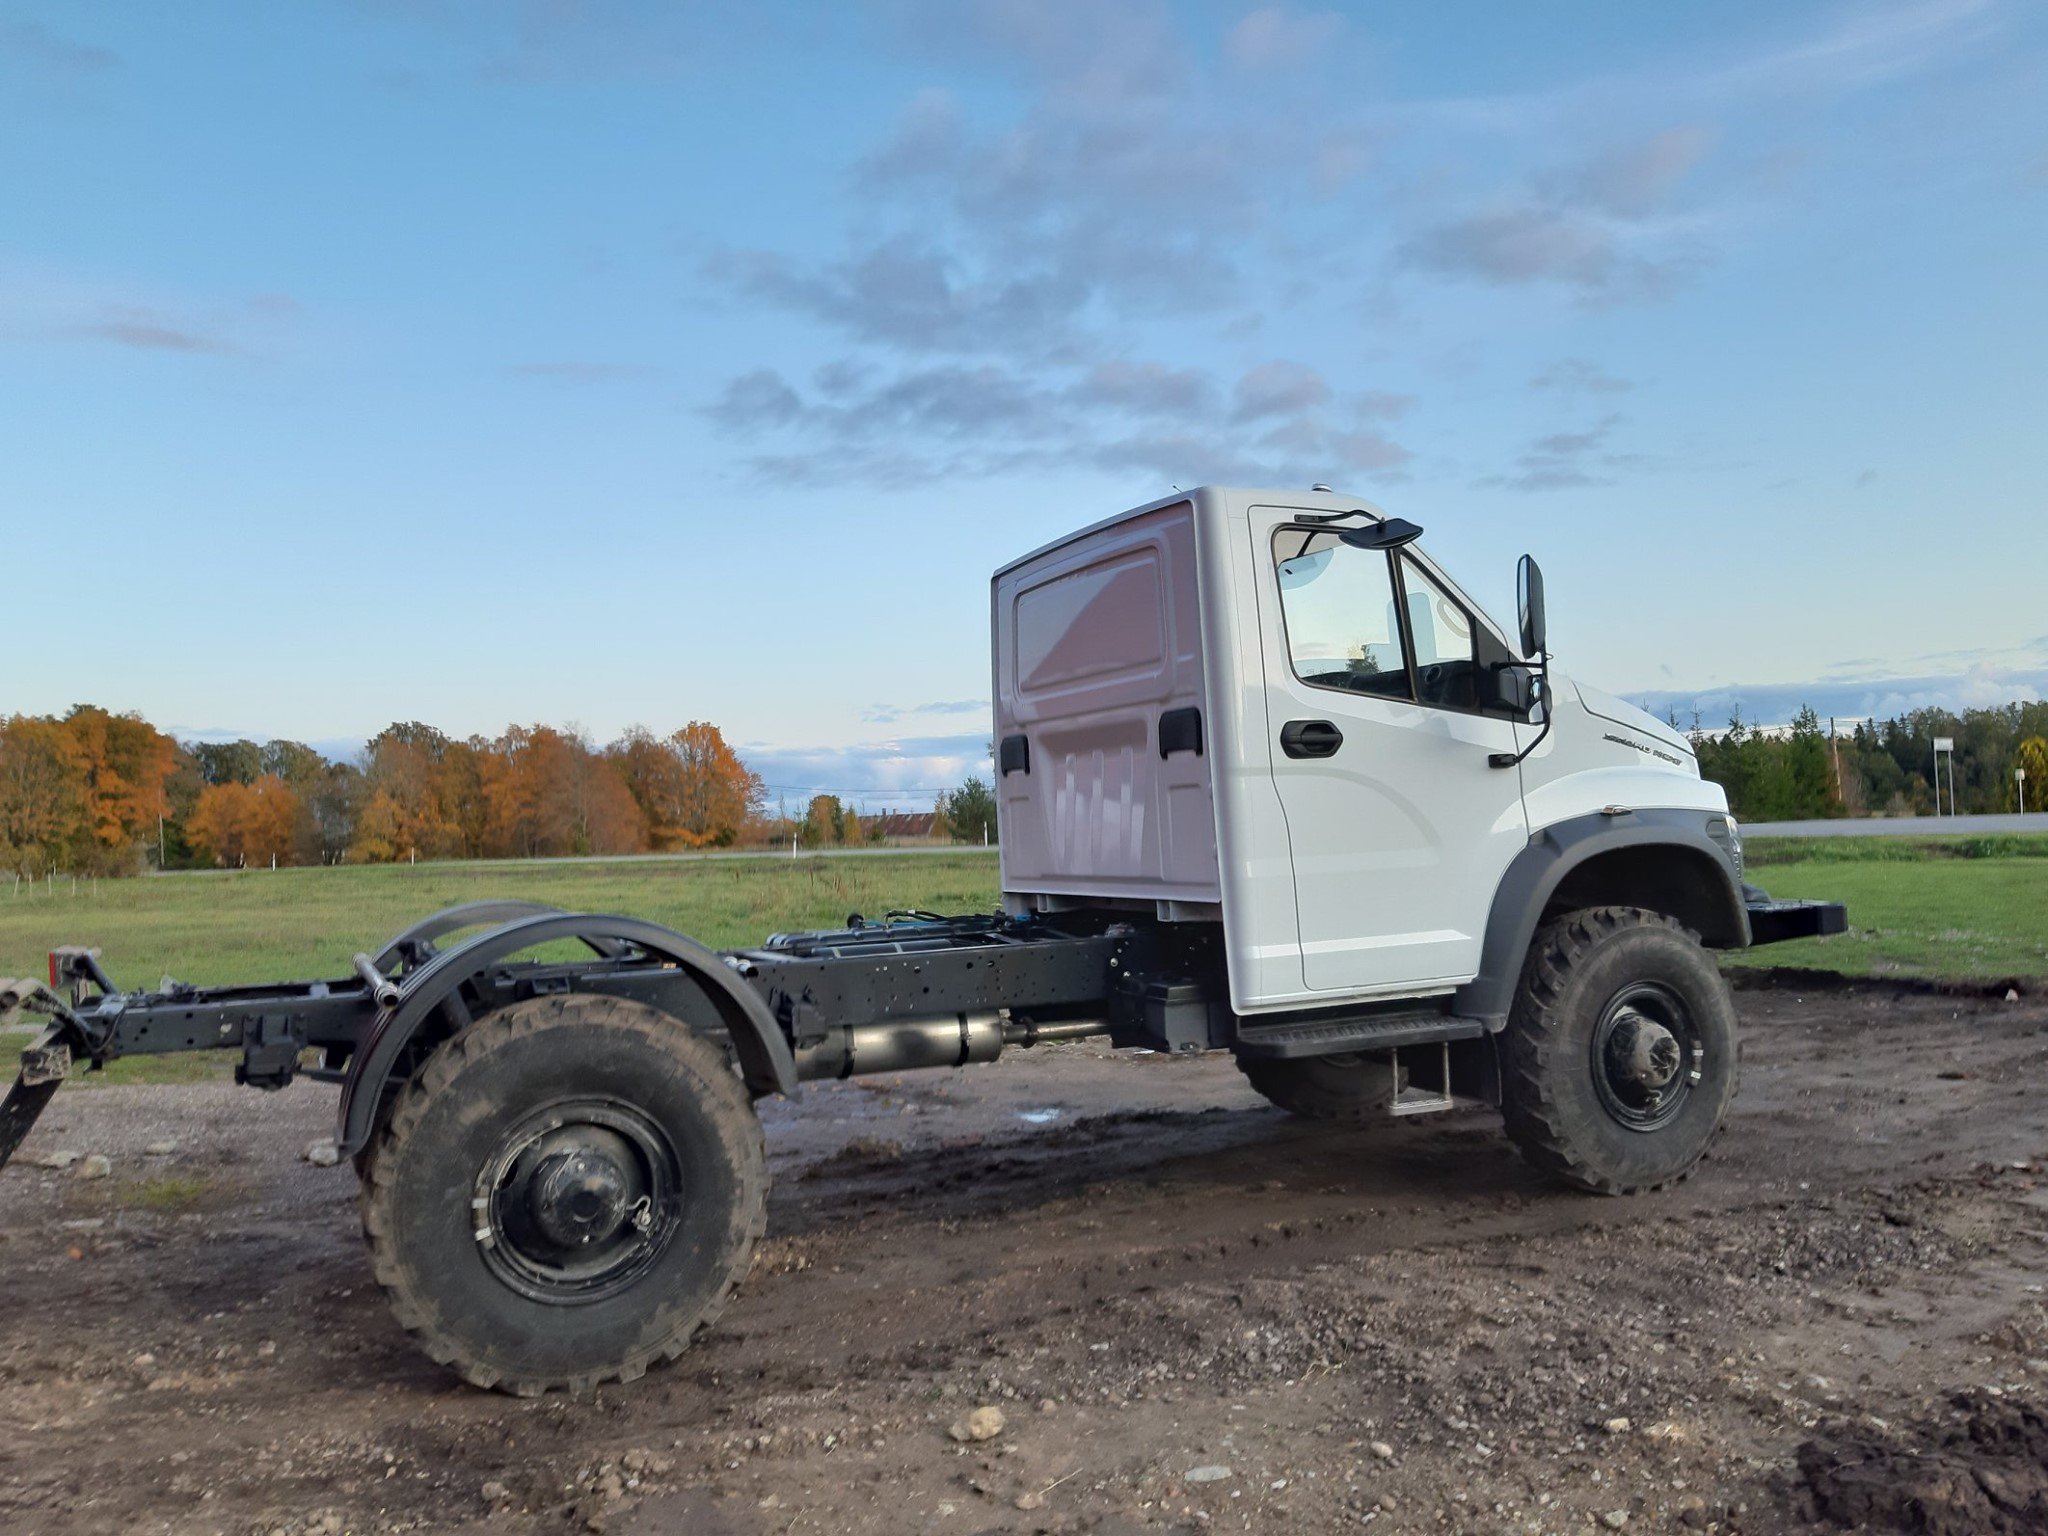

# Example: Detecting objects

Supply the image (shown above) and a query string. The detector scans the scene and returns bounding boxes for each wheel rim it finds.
[1588,981,1701,1133]
[473,1098,684,1306]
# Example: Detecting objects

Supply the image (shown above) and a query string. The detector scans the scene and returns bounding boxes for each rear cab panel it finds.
[992,497,1220,909]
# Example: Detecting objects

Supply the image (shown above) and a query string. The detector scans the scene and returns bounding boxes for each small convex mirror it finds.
[1517,553,1547,658]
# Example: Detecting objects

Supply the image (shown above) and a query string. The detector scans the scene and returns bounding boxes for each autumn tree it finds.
[611,723,763,849]
[188,775,302,867]
[800,794,843,849]
[0,716,88,876]
[61,705,178,872]
[483,725,645,858]
[2019,736,2048,813]
[353,723,461,861]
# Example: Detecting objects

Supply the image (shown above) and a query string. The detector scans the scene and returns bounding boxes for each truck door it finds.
[1252,509,1529,995]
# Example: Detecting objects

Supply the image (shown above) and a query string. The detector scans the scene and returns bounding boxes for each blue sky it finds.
[4,1,2045,808]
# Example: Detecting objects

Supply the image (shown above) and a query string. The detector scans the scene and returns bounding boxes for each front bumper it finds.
[1745,895,1849,946]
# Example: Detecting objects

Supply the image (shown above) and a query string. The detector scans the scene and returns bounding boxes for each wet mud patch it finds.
[1796,1390,2048,1534]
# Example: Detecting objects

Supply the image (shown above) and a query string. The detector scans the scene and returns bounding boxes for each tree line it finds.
[0,707,997,875]
[1686,701,2048,821]
[13,695,2039,875]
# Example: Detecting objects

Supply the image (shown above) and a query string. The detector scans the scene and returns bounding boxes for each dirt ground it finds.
[5,975,2048,1536]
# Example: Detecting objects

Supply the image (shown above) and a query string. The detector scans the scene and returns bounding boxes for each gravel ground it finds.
[3,976,2047,1535]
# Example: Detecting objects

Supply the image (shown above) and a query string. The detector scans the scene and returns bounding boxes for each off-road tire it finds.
[1237,1053,1399,1122]
[1501,906,1737,1195]
[359,993,767,1395]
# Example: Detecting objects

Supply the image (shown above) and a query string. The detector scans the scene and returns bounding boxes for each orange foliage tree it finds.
[60,706,179,872]
[187,775,303,868]
[0,716,89,876]
[481,725,645,859]
[611,723,764,849]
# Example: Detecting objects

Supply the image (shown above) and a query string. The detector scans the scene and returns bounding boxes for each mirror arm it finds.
[1488,652,1552,769]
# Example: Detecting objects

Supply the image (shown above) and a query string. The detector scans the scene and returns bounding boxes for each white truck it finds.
[3,485,1843,1395]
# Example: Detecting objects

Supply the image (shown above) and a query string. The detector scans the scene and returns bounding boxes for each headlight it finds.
[1707,814,1744,882]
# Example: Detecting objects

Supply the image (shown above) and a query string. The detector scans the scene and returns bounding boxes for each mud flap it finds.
[0,1075,60,1172]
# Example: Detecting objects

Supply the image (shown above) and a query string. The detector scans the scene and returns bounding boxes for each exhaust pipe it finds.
[795,1012,1109,1081]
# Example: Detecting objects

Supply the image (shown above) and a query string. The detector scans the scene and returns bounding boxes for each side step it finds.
[1232,1011,1490,1061]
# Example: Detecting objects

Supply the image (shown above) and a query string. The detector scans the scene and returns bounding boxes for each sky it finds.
[3,0,2045,809]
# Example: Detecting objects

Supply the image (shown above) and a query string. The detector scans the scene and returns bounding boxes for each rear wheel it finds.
[1501,906,1737,1195]
[360,993,766,1395]
[1237,1052,1400,1122]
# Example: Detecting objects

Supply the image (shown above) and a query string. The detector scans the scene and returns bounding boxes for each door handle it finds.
[1280,719,1343,758]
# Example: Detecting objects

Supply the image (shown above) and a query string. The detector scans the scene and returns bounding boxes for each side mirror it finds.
[1338,516,1423,551]
[1516,554,1547,658]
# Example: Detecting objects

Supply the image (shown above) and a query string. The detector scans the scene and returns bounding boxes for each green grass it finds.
[0,853,1003,989]
[1746,833,2048,867]
[1728,853,2048,981]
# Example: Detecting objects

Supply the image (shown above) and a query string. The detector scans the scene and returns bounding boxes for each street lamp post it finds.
[1933,736,1955,816]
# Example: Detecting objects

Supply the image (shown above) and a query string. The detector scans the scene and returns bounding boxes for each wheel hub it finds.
[474,1099,682,1306]
[1589,983,1702,1133]
[1607,1009,1682,1092]
[527,1137,634,1248]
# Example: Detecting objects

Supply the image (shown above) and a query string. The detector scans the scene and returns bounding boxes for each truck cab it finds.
[994,487,1748,1016]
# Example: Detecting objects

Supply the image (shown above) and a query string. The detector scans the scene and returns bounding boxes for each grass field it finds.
[1727,838,2048,982]
[2,837,2042,1085]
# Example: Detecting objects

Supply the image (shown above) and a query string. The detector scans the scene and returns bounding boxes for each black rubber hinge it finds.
[1158,707,1203,759]
[999,734,1030,776]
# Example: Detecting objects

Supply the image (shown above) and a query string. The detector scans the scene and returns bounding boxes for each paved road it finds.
[147,843,1002,876]
[1744,811,2048,837]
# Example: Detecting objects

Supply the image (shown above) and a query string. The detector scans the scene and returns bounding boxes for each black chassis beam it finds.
[32,911,1132,1090]
[729,914,1131,1055]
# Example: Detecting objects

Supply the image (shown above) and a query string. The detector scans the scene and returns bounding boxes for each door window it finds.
[1270,529,1412,701]
[1398,556,1478,710]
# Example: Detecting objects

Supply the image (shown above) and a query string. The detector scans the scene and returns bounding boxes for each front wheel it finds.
[360,993,767,1394]
[1501,906,1737,1195]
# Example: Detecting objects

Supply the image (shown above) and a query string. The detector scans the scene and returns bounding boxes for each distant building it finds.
[865,811,941,843]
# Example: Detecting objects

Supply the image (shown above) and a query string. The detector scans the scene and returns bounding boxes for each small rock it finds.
[480,1479,512,1505]
[949,1406,1005,1443]
[1603,1416,1631,1435]
[78,1154,112,1180]
[1014,1490,1045,1510]
[1186,1466,1231,1483]
[1676,1494,1708,1528]
[35,1150,81,1170]
[1369,1440,1395,1460]
[2007,989,2022,1003]
[143,1140,178,1157]
[303,1139,341,1168]
[1378,1493,1398,1512]
[1602,1512,1628,1530]
[131,1352,156,1370]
